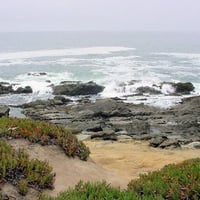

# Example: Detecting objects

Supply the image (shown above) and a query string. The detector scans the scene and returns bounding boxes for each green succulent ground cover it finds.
[0,140,54,196]
[128,158,200,199]
[40,158,200,200]
[0,117,90,161]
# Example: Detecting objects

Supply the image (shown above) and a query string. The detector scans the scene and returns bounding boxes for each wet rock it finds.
[53,96,72,104]
[0,83,34,95]
[0,106,10,117]
[53,81,104,96]
[77,97,92,104]
[136,86,161,95]
[27,72,47,76]
[0,83,14,94]
[14,86,33,94]
[174,82,194,94]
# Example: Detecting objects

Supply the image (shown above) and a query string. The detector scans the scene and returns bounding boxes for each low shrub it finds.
[0,117,90,160]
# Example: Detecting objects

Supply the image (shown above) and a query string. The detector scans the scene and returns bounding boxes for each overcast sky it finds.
[0,0,200,32]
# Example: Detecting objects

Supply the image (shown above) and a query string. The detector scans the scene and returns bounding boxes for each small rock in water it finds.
[15,86,33,94]
[53,81,104,96]
[0,106,10,117]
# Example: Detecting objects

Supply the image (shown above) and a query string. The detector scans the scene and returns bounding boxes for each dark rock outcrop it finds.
[0,83,33,94]
[0,83,14,94]
[136,86,161,95]
[0,106,10,117]
[174,82,194,94]
[19,95,200,149]
[15,86,33,94]
[53,81,104,96]
[150,136,180,149]
[27,72,47,76]
[21,96,71,109]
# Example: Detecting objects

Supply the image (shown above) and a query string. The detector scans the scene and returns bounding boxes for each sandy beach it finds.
[85,140,200,181]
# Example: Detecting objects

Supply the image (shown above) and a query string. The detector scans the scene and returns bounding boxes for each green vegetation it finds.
[128,158,200,199]
[0,140,54,195]
[0,117,199,199]
[39,181,137,200]
[0,117,90,160]
[40,158,200,200]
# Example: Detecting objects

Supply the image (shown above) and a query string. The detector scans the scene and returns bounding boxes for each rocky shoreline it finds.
[0,80,199,150]
[17,95,200,150]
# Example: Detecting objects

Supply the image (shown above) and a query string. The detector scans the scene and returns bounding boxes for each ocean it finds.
[0,31,200,108]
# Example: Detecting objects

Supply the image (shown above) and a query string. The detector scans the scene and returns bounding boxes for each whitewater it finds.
[0,32,199,108]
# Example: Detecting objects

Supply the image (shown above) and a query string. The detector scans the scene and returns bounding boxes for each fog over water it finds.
[0,0,200,32]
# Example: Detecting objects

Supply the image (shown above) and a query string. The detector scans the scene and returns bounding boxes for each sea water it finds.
[0,31,199,108]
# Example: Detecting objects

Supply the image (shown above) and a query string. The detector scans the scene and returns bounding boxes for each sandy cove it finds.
[85,140,200,182]
[4,139,200,198]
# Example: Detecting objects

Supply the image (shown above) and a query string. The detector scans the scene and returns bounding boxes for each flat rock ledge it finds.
[18,95,200,150]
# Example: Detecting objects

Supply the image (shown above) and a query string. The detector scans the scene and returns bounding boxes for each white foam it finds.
[11,71,74,95]
[0,46,135,61]
[161,84,175,94]
[153,52,200,59]
[125,95,183,108]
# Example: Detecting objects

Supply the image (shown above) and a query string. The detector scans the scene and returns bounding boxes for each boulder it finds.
[0,83,34,95]
[53,81,104,96]
[174,82,194,94]
[149,136,167,147]
[0,83,13,94]
[15,86,33,94]
[159,139,180,149]
[150,136,181,149]
[0,106,10,117]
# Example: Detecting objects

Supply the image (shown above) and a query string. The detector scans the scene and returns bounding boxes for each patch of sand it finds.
[84,140,200,181]
[8,139,127,197]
